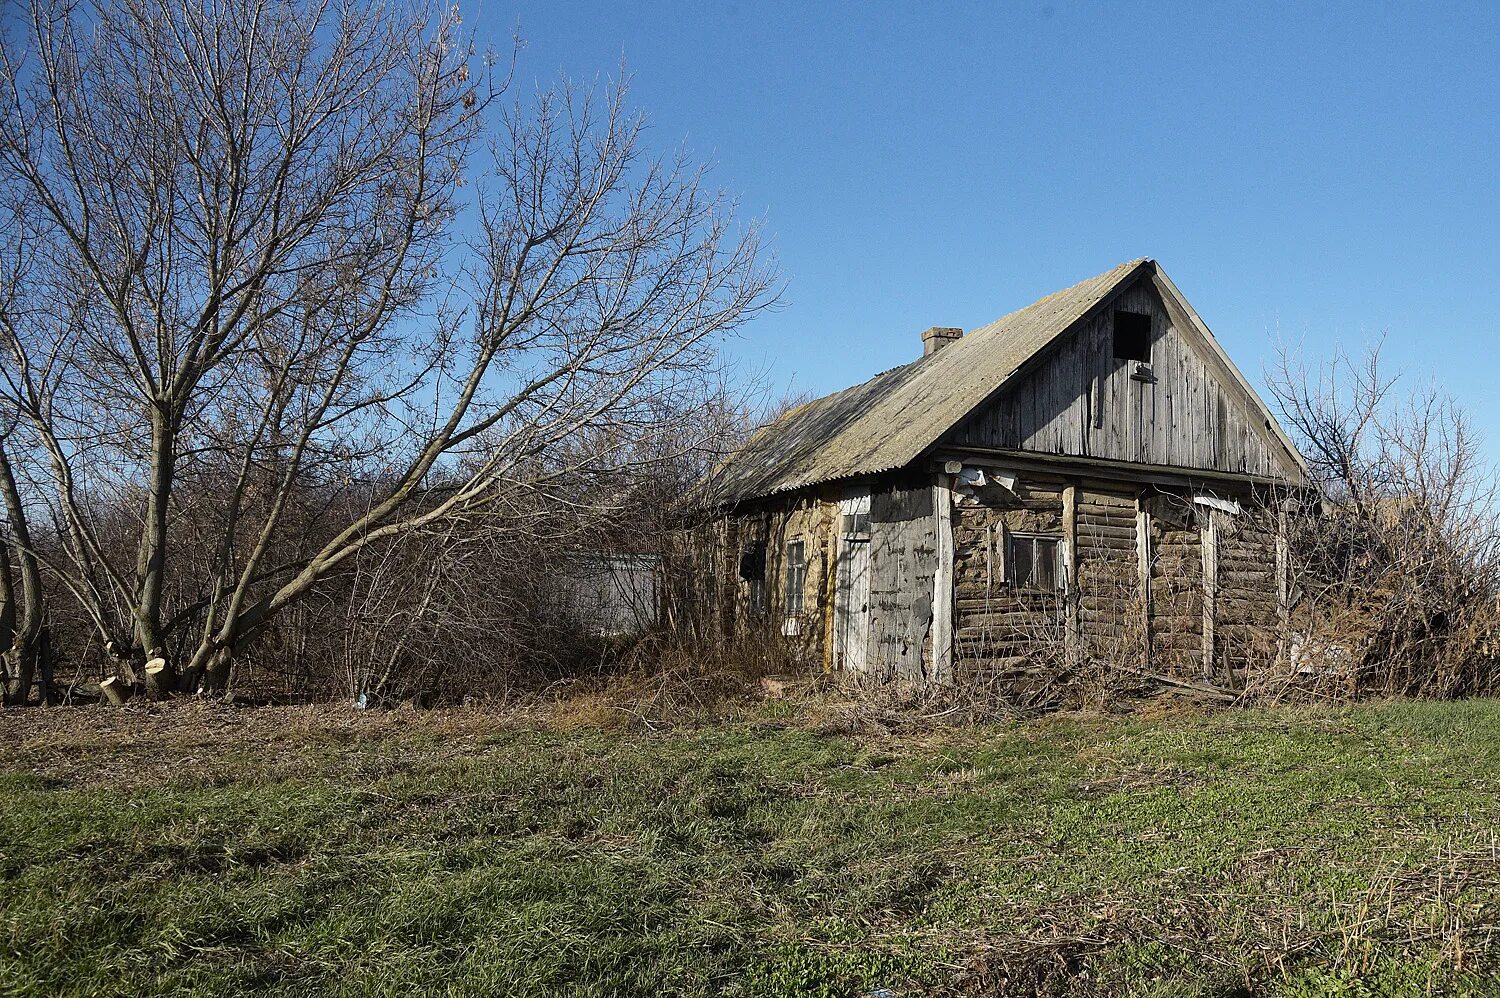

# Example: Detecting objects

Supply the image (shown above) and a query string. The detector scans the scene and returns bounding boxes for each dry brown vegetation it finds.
[0,0,774,706]
[7,693,1500,995]
[1260,342,1500,701]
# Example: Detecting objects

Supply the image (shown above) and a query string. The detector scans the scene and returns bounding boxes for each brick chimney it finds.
[921,326,963,357]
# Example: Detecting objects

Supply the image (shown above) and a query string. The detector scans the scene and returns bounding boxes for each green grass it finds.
[5,698,1500,996]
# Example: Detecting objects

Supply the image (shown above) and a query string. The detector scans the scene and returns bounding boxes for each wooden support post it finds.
[1276,503,1291,663]
[1063,484,1080,665]
[932,477,955,683]
[1201,508,1219,679]
[1137,499,1152,668]
[822,519,837,675]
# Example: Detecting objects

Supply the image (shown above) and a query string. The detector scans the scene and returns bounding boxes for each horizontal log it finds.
[955,501,1060,518]
[1217,596,1276,612]
[1217,593,1276,608]
[957,607,1058,618]
[1080,494,1135,509]
[1079,526,1137,541]
[957,655,1033,671]
[958,626,1062,640]
[958,623,1061,637]
[1080,538,1136,552]
[1149,614,1203,627]
[1082,565,1136,578]
[1152,637,1206,652]
[957,643,1058,658]
[957,597,1055,609]
[1081,599,1139,612]
[1081,580,1140,591]
[957,647,1057,660]
[1220,554,1274,567]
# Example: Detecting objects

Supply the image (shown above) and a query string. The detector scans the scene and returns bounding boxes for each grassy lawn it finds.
[4,696,1500,996]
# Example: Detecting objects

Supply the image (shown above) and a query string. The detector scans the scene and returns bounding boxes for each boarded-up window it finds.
[784,540,807,615]
[1008,533,1064,592]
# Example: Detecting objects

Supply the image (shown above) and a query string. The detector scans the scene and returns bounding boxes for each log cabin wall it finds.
[1075,489,1148,664]
[1212,509,1281,679]
[949,277,1291,481]
[691,473,947,682]
[950,476,1069,685]
[678,491,840,667]
[946,470,1286,689]
[691,478,1288,689]
[1144,494,1205,678]
[687,474,956,678]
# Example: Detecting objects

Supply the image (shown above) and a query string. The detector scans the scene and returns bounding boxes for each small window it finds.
[784,540,807,615]
[740,540,768,617]
[738,541,767,582]
[1113,310,1152,363]
[1008,533,1065,592]
[841,512,870,539]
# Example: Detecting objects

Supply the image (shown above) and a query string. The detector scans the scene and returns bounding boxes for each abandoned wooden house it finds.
[694,258,1309,687]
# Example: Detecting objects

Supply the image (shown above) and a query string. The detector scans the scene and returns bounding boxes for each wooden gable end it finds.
[945,272,1300,481]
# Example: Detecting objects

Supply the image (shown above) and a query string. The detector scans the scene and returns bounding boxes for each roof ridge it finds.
[706,258,1164,504]
[968,258,1152,341]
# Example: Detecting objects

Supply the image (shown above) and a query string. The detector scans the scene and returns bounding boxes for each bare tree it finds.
[0,0,775,698]
[0,428,47,705]
[1267,341,1500,696]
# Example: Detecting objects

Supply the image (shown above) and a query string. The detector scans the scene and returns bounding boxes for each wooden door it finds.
[835,536,871,673]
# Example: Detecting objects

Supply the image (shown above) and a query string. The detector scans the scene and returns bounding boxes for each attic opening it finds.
[1112,310,1152,363]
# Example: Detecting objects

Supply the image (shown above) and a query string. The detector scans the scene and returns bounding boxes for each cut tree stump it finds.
[99,676,131,706]
[143,658,175,699]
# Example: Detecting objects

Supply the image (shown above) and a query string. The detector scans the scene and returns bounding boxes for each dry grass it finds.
[7,696,1500,995]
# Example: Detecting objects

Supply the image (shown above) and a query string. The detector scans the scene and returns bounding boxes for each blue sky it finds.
[497,2,1498,444]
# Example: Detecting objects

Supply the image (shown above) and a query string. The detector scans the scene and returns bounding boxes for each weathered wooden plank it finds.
[1202,508,1218,678]
[868,484,938,682]
[933,479,954,683]
[947,273,1291,479]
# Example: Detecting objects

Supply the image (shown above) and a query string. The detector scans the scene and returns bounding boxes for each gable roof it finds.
[706,259,1305,505]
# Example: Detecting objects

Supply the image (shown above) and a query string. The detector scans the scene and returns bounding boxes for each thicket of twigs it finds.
[1257,343,1500,700]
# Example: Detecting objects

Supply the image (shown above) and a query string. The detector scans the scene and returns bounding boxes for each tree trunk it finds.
[0,442,45,707]
[1,649,26,705]
[36,628,54,705]
[197,647,234,697]
[0,533,15,658]
[132,409,177,666]
[1,635,44,707]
